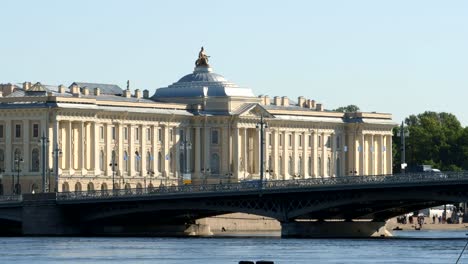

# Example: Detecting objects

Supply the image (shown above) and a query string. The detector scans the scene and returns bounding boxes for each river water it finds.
[0,230,467,263]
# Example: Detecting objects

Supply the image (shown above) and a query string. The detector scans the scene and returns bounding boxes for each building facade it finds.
[0,49,395,195]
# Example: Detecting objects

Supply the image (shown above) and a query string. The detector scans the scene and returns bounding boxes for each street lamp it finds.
[40,132,49,192]
[109,153,117,191]
[179,140,192,185]
[14,154,23,194]
[255,115,268,188]
[398,121,410,173]
[146,170,154,192]
[201,168,210,185]
[53,143,62,192]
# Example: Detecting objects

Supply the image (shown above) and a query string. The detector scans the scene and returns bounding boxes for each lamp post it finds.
[109,153,117,191]
[146,170,154,192]
[14,154,23,194]
[53,143,62,192]
[40,132,49,192]
[201,168,210,185]
[179,140,192,185]
[398,121,409,173]
[255,115,268,188]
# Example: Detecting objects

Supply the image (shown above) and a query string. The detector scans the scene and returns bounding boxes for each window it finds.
[124,127,128,141]
[318,157,322,177]
[288,134,292,147]
[336,136,340,148]
[158,128,162,142]
[298,156,303,176]
[211,129,219,144]
[308,135,312,147]
[308,156,312,176]
[327,157,331,176]
[147,151,152,171]
[326,136,331,148]
[268,133,272,146]
[210,153,220,174]
[318,135,322,147]
[157,152,162,172]
[135,128,139,141]
[279,156,283,175]
[288,156,294,175]
[336,157,341,177]
[15,124,21,138]
[0,125,3,138]
[179,129,184,141]
[298,135,302,147]
[99,150,105,171]
[111,127,116,140]
[169,129,173,142]
[31,149,39,172]
[33,124,39,138]
[123,151,128,172]
[99,126,104,140]
[279,134,283,147]
[147,128,151,141]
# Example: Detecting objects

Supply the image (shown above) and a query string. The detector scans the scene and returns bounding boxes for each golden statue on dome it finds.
[195,46,210,67]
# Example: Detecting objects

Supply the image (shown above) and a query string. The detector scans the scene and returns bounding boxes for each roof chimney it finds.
[94,87,101,96]
[83,88,90,96]
[281,96,289,107]
[143,89,149,99]
[70,84,80,95]
[58,85,66,94]
[273,96,281,106]
[134,89,142,99]
[23,82,31,91]
[298,96,305,107]
[123,89,131,98]
[316,103,323,111]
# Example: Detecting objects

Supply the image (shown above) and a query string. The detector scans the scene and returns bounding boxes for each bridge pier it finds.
[22,193,80,236]
[281,221,391,238]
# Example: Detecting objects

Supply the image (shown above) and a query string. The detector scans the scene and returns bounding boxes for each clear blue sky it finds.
[1,0,467,125]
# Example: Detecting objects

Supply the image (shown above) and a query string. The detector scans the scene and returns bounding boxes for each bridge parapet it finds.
[56,171,466,201]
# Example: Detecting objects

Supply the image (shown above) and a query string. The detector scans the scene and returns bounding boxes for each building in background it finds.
[0,49,395,194]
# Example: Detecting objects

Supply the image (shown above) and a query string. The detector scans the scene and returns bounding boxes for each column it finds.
[378,134,384,175]
[52,119,60,186]
[322,133,327,177]
[67,121,74,174]
[282,131,288,179]
[129,125,135,178]
[175,128,180,179]
[243,128,248,176]
[222,126,229,175]
[273,129,279,179]
[331,133,335,177]
[79,121,85,175]
[105,123,112,176]
[256,128,261,175]
[302,132,308,178]
[203,126,209,173]
[23,120,30,173]
[141,125,146,177]
[5,120,11,174]
[312,131,318,178]
[359,134,365,176]
[92,122,100,175]
[194,127,201,177]
[163,125,169,177]
[385,135,392,174]
[152,125,158,175]
[232,127,240,180]
[118,123,124,176]
[186,127,192,174]
[293,131,298,177]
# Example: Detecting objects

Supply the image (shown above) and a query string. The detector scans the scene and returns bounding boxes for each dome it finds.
[152,65,255,98]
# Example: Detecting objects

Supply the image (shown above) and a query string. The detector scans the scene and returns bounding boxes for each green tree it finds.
[334,104,360,113]
[394,111,464,171]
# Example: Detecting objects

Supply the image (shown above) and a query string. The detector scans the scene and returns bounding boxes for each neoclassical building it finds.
[0,49,395,195]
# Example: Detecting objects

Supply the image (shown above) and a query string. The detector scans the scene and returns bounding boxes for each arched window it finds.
[318,157,322,177]
[99,150,105,171]
[327,157,331,177]
[148,183,154,191]
[210,153,220,174]
[288,156,293,176]
[31,148,40,172]
[74,182,82,193]
[123,151,129,173]
[157,152,162,172]
[124,183,131,193]
[135,151,141,172]
[62,182,70,192]
[101,183,107,191]
[136,183,143,194]
[113,183,120,190]
[87,182,94,193]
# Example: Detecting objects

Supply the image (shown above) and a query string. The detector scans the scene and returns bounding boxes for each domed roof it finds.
[152,65,255,98]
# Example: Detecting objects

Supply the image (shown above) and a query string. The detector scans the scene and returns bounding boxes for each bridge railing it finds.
[56,171,468,201]
[0,195,22,203]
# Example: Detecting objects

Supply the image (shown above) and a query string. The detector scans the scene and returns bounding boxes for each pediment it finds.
[235,103,274,118]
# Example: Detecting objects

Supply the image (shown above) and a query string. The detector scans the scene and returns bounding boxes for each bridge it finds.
[1,172,468,237]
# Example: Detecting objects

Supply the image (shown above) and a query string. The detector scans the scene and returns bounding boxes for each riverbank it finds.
[386,217,468,231]
[198,214,468,234]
